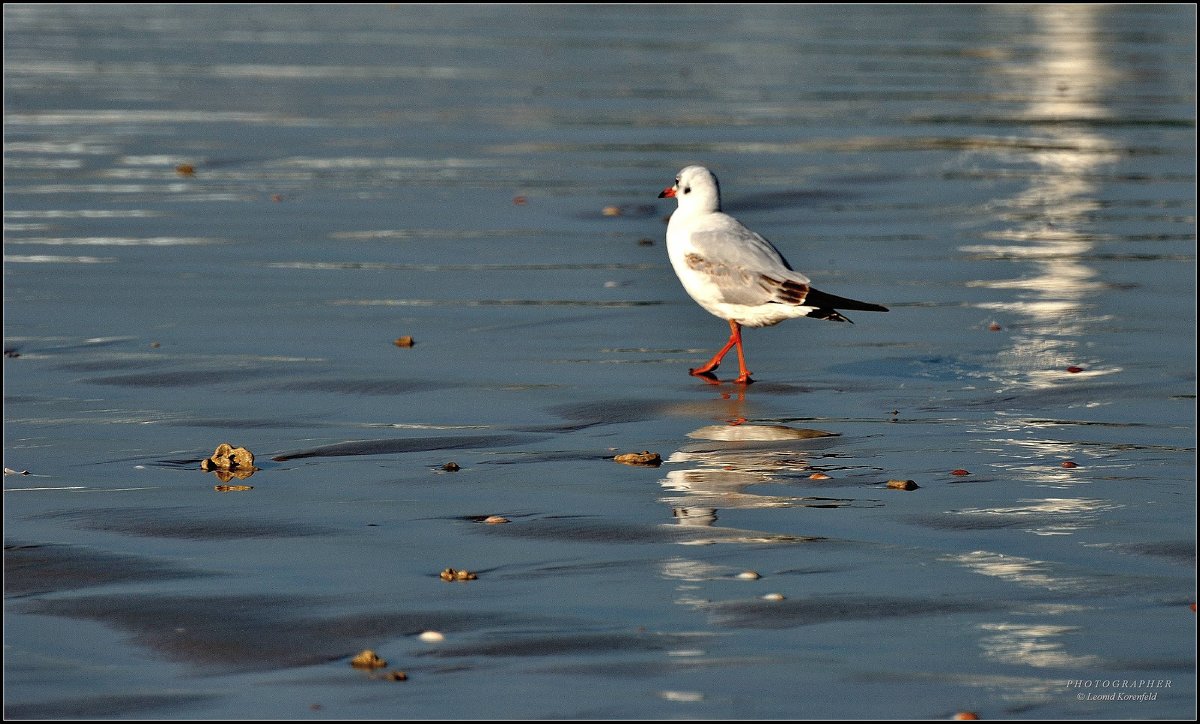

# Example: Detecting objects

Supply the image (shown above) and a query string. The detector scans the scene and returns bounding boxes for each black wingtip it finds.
[804,287,888,314]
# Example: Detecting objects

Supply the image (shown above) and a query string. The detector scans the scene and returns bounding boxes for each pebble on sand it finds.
[440,568,478,582]
[886,479,920,490]
[482,515,509,524]
[950,469,970,476]
[394,336,416,347]
[953,712,980,721]
[809,472,831,480]
[418,630,445,642]
[614,451,662,466]
[350,649,387,669]
[1060,460,1079,468]
[200,443,257,481]
[441,461,461,472]
[736,570,762,580]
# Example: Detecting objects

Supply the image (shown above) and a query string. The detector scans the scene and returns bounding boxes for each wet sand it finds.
[4,4,1196,720]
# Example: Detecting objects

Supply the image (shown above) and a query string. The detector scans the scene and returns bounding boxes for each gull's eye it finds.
[683,186,691,194]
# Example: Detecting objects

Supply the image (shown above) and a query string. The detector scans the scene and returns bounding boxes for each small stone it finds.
[441,461,460,472]
[440,568,477,582]
[736,571,761,580]
[602,205,622,217]
[418,630,445,642]
[394,336,416,348]
[1060,460,1078,468]
[886,479,920,490]
[384,670,408,681]
[482,515,509,524]
[950,469,971,476]
[175,163,195,176]
[614,451,662,467]
[762,592,785,601]
[201,443,256,475]
[953,713,980,721]
[988,322,1002,331]
[1066,365,1084,373]
[808,472,831,480]
[350,649,387,669]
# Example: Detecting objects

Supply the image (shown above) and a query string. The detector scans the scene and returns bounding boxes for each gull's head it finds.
[658,165,721,213]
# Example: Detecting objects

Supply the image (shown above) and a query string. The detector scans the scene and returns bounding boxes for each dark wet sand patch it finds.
[1110,540,1195,564]
[532,655,767,679]
[54,357,170,372]
[84,368,272,387]
[272,433,545,461]
[34,507,338,540]
[22,593,541,671]
[417,631,692,659]
[905,512,1048,531]
[163,416,330,429]
[480,450,629,466]
[534,396,825,434]
[478,516,823,546]
[725,188,859,212]
[478,516,685,545]
[707,595,1002,629]
[545,399,680,430]
[4,541,211,597]
[254,378,455,396]
[4,693,217,720]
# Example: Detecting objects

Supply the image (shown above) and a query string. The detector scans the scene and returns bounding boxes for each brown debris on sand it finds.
[201,443,258,481]
[350,649,387,669]
[614,451,662,467]
[440,568,478,582]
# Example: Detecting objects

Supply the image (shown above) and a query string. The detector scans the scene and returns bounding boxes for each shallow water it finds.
[3,4,1195,719]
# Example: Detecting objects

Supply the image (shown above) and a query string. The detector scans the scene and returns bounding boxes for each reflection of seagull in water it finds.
[660,423,848,528]
[659,166,888,384]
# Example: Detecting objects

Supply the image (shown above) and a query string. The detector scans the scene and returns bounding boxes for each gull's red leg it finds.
[690,319,739,376]
[730,322,754,385]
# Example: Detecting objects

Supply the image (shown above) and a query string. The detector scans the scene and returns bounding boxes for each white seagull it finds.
[659,165,888,385]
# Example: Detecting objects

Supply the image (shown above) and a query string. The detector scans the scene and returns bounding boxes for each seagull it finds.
[659,165,887,385]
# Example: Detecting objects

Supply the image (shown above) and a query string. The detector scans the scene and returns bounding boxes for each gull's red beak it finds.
[658,186,676,199]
